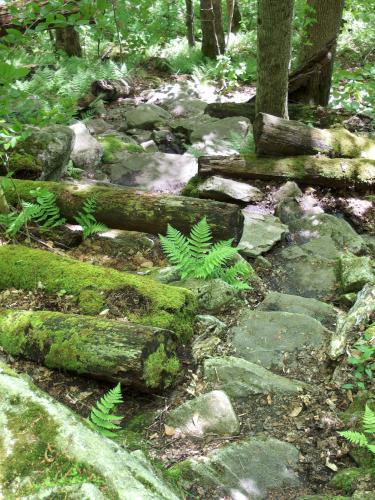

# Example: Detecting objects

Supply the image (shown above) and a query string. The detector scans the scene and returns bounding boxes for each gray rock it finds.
[0,364,180,500]
[17,125,73,180]
[238,213,288,257]
[330,284,375,359]
[164,97,207,118]
[230,310,331,369]
[83,229,158,257]
[363,234,375,256]
[191,336,221,362]
[124,104,171,130]
[195,315,227,339]
[127,130,153,143]
[339,253,375,293]
[140,139,159,152]
[171,114,218,135]
[167,390,239,438]
[152,266,181,284]
[178,437,300,499]
[109,152,197,193]
[190,116,251,155]
[258,291,337,328]
[23,483,106,499]
[86,118,112,135]
[198,176,264,203]
[276,198,304,226]
[291,214,366,255]
[273,181,302,204]
[70,122,103,170]
[204,356,305,398]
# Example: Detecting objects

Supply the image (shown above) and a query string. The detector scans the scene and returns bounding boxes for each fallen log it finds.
[0,245,196,341]
[253,113,375,159]
[91,79,132,101]
[198,154,375,189]
[3,178,243,241]
[0,309,181,392]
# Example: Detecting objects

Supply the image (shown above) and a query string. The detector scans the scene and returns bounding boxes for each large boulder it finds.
[70,122,103,171]
[124,104,171,130]
[0,364,180,499]
[109,152,198,193]
[338,253,375,293]
[238,212,288,257]
[197,176,264,203]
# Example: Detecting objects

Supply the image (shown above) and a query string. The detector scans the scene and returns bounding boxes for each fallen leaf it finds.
[289,405,303,417]
[267,394,272,405]
[164,424,176,436]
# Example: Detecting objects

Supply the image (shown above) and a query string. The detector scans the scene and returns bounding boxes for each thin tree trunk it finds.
[55,26,82,57]
[185,0,195,47]
[0,185,9,214]
[226,0,242,33]
[255,0,294,119]
[200,0,225,58]
[296,0,345,106]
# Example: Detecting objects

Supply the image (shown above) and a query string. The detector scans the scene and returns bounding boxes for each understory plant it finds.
[159,217,251,290]
[88,383,124,438]
[343,328,375,391]
[339,404,375,455]
[74,196,108,239]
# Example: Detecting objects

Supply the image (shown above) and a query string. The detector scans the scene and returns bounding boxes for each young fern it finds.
[74,196,108,239]
[159,217,251,290]
[89,383,124,438]
[339,404,375,455]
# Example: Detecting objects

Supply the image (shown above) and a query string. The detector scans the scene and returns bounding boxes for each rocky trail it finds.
[0,77,374,499]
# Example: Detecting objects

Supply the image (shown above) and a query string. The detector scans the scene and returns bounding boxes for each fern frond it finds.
[74,196,108,239]
[188,217,212,258]
[216,261,251,290]
[29,188,66,230]
[159,224,191,271]
[363,405,375,434]
[196,240,237,279]
[338,431,369,448]
[89,383,123,438]
[6,204,38,236]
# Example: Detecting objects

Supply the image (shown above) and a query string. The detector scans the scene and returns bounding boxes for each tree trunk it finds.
[0,185,9,214]
[200,0,225,58]
[295,0,345,106]
[0,244,196,341]
[3,179,244,242]
[185,0,195,47]
[91,79,132,101]
[256,0,294,118]
[0,309,181,392]
[55,26,82,57]
[198,154,375,188]
[254,112,375,158]
[226,0,242,33]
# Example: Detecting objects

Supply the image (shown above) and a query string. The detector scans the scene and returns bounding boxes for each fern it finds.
[159,217,250,289]
[89,383,124,438]
[29,188,66,229]
[339,405,375,455]
[74,196,108,239]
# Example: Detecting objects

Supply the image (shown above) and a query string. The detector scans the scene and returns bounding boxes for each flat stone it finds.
[178,437,300,499]
[273,181,302,204]
[190,116,251,155]
[339,253,375,293]
[198,176,264,203]
[167,390,239,438]
[70,122,103,170]
[204,356,305,398]
[238,213,288,257]
[109,152,197,193]
[164,97,207,118]
[124,104,171,130]
[231,310,331,369]
[258,291,337,328]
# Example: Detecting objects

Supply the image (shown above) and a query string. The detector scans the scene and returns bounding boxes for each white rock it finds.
[70,122,103,170]
[198,176,264,203]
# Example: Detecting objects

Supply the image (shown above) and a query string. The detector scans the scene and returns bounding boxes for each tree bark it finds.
[295,0,345,106]
[198,154,375,189]
[0,244,196,341]
[0,309,181,392]
[55,26,82,57]
[226,0,242,33]
[91,79,132,101]
[185,0,195,47]
[254,112,375,158]
[256,0,294,118]
[200,0,225,58]
[3,179,244,242]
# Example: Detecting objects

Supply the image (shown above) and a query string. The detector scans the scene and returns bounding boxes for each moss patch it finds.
[330,467,374,493]
[180,175,203,198]
[99,135,143,162]
[143,344,180,389]
[6,152,43,175]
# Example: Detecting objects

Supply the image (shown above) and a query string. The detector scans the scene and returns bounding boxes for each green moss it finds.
[330,128,371,158]
[2,401,107,497]
[99,135,143,162]
[143,344,180,389]
[0,310,32,355]
[181,175,203,198]
[330,467,373,493]
[126,410,156,432]
[7,152,43,174]
[165,460,192,483]
[0,245,196,340]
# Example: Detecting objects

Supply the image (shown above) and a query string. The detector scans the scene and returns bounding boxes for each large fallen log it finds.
[0,309,181,392]
[254,113,375,158]
[0,245,196,341]
[3,178,243,241]
[198,154,375,189]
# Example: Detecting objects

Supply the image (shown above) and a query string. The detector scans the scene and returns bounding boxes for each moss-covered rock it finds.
[330,467,374,493]
[0,245,196,341]
[99,134,143,163]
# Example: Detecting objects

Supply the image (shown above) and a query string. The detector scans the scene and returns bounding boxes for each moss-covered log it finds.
[0,245,196,340]
[254,113,375,158]
[198,154,375,188]
[2,178,243,241]
[0,309,181,391]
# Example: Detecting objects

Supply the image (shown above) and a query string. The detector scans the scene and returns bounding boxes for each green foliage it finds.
[74,196,108,239]
[342,328,375,390]
[159,217,251,289]
[339,405,375,455]
[88,383,124,438]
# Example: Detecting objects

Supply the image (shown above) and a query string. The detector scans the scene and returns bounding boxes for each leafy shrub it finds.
[89,383,124,438]
[159,217,251,290]
[339,404,375,455]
